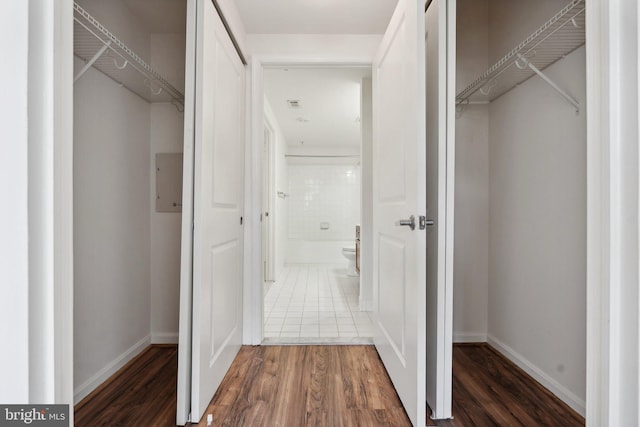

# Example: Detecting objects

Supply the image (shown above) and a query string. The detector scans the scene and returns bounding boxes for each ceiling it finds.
[117,0,398,36]
[264,67,371,149]
[235,0,398,34]
[122,0,187,34]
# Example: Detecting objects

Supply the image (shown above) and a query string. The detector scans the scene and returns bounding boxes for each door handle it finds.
[399,215,416,230]
[419,216,435,229]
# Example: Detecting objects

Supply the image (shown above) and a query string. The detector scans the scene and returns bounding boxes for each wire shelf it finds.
[73,2,184,107]
[456,0,585,104]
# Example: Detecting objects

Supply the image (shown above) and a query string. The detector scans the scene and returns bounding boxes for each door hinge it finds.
[240,216,243,225]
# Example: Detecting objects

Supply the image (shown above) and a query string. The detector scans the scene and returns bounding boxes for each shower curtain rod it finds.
[285,155,360,158]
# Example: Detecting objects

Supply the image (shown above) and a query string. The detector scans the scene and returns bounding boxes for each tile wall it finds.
[287,164,360,241]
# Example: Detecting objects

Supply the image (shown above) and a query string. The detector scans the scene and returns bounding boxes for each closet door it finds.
[182,0,246,423]
[371,0,427,425]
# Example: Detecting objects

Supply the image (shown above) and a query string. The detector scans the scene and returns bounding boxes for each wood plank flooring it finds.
[195,345,410,426]
[74,345,178,426]
[75,343,585,427]
[428,344,584,427]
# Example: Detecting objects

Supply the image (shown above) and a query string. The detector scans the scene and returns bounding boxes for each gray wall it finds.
[454,0,490,342]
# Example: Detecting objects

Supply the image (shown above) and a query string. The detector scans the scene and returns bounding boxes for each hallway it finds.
[263,264,373,343]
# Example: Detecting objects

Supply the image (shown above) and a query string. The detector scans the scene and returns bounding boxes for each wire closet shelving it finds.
[73,2,185,109]
[456,0,585,112]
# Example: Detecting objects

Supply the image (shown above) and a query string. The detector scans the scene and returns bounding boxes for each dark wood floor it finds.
[75,343,584,427]
[195,345,410,426]
[428,344,584,427]
[74,345,178,426]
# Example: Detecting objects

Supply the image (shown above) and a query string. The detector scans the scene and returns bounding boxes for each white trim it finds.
[453,333,487,343]
[442,0,456,419]
[27,0,75,407]
[53,0,74,407]
[73,335,151,404]
[262,113,276,282]
[176,0,198,423]
[585,0,606,424]
[586,1,640,426]
[151,332,180,344]
[488,335,586,417]
[244,57,265,345]
[246,55,373,346]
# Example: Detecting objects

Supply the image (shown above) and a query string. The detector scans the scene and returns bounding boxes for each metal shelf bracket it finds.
[74,40,111,83]
[516,54,580,113]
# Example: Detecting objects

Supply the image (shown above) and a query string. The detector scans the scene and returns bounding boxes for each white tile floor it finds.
[263,264,373,344]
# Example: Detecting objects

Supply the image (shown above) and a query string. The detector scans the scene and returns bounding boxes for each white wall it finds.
[246,34,382,62]
[454,0,489,343]
[487,44,587,417]
[73,0,152,402]
[76,0,150,60]
[149,33,186,344]
[0,0,30,403]
[265,100,288,279]
[73,54,152,401]
[150,103,183,343]
[488,0,573,65]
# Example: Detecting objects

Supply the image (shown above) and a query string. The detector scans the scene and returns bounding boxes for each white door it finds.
[371,0,427,425]
[425,0,454,419]
[185,0,245,422]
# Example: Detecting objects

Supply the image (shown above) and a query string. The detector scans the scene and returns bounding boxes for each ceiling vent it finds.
[287,99,301,109]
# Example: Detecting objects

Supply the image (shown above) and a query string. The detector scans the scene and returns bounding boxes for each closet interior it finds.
[453,0,586,416]
[72,0,186,404]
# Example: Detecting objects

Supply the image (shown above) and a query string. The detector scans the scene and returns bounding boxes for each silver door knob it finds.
[420,216,435,229]
[399,215,416,230]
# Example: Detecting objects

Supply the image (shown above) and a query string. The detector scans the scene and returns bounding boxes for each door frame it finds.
[245,56,372,345]
[424,0,456,418]
[262,118,276,282]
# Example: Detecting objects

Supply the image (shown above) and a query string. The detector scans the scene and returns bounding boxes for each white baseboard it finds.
[487,335,586,417]
[151,332,179,344]
[74,335,151,404]
[453,332,487,343]
[359,299,372,311]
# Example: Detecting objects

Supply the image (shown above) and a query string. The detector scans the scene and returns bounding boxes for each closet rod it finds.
[515,54,579,113]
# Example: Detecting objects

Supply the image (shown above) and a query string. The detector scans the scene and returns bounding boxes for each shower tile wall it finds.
[287,164,360,241]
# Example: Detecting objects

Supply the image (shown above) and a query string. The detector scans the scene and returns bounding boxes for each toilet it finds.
[342,247,359,277]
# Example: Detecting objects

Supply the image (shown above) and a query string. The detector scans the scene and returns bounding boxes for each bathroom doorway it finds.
[261,66,374,344]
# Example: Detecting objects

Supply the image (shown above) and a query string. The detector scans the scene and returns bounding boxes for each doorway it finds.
[72,0,186,410]
[452,0,587,417]
[260,66,374,344]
